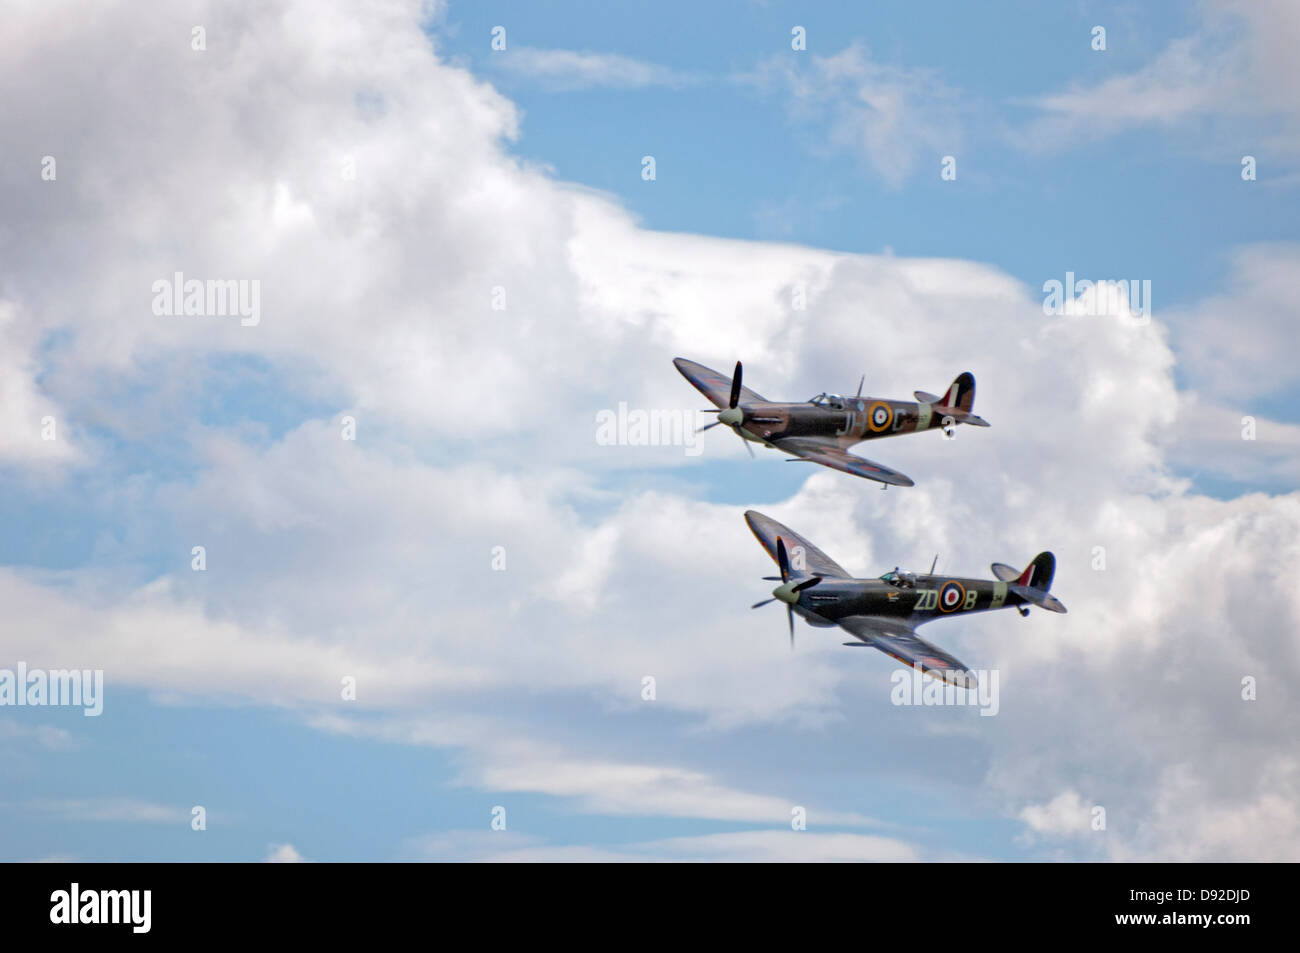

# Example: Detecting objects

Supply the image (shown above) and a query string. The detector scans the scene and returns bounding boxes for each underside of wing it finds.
[743,510,851,579]
[775,439,915,487]
[672,358,768,408]
[837,615,979,688]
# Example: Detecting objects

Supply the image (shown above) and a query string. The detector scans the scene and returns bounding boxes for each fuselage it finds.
[790,574,1027,628]
[734,396,953,447]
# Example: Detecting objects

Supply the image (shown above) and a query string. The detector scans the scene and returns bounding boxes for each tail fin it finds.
[1008,551,1066,613]
[942,372,975,412]
[1017,551,1055,590]
[925,372,989,427]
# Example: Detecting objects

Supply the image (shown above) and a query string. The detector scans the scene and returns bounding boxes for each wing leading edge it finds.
[673,358,768,409]
[837,615,979,688]
[743,510,851,579]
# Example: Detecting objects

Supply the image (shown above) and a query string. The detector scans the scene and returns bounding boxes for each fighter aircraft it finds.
[675,357,989,487]
[744,510,1066,687]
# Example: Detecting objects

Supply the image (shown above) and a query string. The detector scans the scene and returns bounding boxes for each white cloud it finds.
[1018,790,1093,837]
[410,828,954,862]
[1021,1,1300,156]
[491,48,693,90]
[747,43,962,187]
[15,798,186,824]
[0,301,79,466]
[265,843,307,862]
[0,721,76,750]
[1168,243,1300,401]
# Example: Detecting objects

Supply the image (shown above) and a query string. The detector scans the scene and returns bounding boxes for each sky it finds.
[0,0,1297,862]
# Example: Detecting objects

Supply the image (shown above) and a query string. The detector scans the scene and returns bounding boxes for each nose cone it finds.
[718,407,743,426]
[773,581,800,605]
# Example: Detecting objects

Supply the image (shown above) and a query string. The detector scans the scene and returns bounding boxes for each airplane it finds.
[674,357,990,487]
[744,510,1066,688]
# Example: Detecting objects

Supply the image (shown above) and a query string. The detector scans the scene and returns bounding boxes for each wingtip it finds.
[924,667,979,689]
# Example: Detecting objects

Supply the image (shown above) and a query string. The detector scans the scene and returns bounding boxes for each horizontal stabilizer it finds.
[946,409,990,428]
[914,390,942,404]
[990,562,1020,582]
[1008,584,1067,614]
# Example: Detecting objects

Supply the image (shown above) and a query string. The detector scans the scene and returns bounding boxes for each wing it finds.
[743,510,851,579]
[673,357,768,408]
[837,615,979,688]
[774,438,915,487]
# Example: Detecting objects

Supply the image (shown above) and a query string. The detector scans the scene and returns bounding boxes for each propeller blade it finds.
[787,605,794,650]
[696,421,722,433]
[761,576,782,581]
[751,598,776,609]
[792,575,822,593]
[776,537,790,583]
[729,361,743,409]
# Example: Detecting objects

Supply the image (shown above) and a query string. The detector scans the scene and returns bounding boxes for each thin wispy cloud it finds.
[744,42,963,188]
[492,47,695,90]
[1017,1,1300,157]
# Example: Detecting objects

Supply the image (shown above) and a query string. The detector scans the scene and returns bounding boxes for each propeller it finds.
[751,537,822,650]
[696,361,755,457]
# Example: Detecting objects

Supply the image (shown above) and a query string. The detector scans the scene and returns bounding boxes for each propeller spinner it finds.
[750,537,822,649]
[696,361,754,458]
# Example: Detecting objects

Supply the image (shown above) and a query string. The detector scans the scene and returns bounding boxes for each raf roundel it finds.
[938,580,966,613]
[867,401,893,432]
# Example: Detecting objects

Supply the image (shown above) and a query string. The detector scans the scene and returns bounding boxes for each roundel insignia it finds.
[867,401,892,432]
[938,580,965,612]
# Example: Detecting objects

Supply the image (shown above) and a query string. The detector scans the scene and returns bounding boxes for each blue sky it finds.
[1,0,1298,862]
[442,1,1293,312]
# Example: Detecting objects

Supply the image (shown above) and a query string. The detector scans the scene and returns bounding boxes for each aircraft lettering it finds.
[915,589,938,611]
[963,589,978,610]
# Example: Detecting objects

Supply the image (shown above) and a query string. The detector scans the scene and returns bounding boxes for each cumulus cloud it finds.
[1018,790,1094,838]
[0,0,1296,862]
[264,843,307,862]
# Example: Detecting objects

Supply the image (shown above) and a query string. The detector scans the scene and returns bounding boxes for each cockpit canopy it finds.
[880,568,917,588]
[809,393,847,409]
